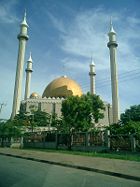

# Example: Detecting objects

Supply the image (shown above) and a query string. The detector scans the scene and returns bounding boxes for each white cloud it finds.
[49,9,140,74]
[0,0,19,23]
[127,16,140,26]
[49,8,140,112]
[47,12,66,33]
[61,58,89,72]
[1,4,140,119]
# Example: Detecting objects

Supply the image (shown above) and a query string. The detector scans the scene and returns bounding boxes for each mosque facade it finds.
[11,12,120,128]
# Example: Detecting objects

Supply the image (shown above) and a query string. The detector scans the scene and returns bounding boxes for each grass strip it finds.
[23,148,140,162]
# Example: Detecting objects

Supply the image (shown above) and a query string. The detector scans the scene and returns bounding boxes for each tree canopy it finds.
[59,93,105,150]
[33,110,51,127]
[121,105,140,124]
[107,105,140,135]
[0,120,22,138]
[61,93,105,133]
[14,109,51,126]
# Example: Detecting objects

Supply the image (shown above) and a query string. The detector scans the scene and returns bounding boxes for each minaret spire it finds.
[89,57,96,95]
[24,52,33,100]
[24,9,26,18]
[28,52,32,62]
[11,11,29,119]
[107,19,120,124]
[21,9,28,27]
[109,17,115,33]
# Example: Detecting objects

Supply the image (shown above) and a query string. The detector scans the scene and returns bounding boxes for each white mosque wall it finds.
[97,102,113,129]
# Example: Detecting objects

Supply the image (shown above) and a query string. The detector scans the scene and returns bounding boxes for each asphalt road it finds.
[0,155,139,187]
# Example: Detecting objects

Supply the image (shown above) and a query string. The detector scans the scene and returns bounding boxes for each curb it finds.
[0,152,140,182]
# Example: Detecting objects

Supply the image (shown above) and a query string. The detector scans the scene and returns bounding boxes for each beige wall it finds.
[21,98,112,128]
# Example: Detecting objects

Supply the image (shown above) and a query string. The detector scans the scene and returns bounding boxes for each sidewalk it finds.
[0,148,140,181]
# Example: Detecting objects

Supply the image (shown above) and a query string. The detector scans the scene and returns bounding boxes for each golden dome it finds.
[30,92,40,99]
[42,76,83,98]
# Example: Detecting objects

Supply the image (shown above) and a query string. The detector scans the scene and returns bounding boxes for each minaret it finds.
[24,52,33,100]
[11,11,29,119]
[107,19,120,123]
[89,58,96,94]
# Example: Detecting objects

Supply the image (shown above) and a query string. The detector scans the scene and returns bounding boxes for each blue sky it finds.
[0,0,140,119]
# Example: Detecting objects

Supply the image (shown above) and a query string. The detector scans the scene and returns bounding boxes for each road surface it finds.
[0,155,139,187]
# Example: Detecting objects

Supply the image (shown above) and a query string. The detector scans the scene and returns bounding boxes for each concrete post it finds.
[20,136,24,148]
[55,132,58,149]
[130,135,136,152]
[105,130,110,149]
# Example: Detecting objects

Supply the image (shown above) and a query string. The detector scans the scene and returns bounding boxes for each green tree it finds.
[13,109,51,131]
[0,120,22,147]
[107,121,140,135]
[86,93,105,123]
[14,111,29,127]
[107,105,140,135]
[121,121,140,134]
[50,113,63,131]
[121,105,140,124]
[33,110,51,127]
[60,93,105,149]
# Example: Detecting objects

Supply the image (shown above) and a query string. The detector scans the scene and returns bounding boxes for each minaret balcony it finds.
[17,34,29,40]
[89,72,96,76]
[107,41,118,48]
[25,68,33,73]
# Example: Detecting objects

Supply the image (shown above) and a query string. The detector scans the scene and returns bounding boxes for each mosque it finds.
[11,12,120,128]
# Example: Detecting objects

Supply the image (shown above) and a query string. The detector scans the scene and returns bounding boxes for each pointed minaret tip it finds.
[28,52,33,62]
[21,9,28,27]
[110,16,112,27]
[90,56,95,66]
[24,9,26,19]
[23,9,26,21]
[109,16,115,33]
